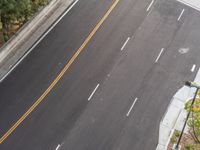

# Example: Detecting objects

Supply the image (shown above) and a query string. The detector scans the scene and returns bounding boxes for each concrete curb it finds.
[176,0,200,12]
[0,0,76,82]
[156,68,200,150]
[0,0,60,63]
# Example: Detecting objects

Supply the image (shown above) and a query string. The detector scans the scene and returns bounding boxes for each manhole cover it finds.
[177,0,200,11]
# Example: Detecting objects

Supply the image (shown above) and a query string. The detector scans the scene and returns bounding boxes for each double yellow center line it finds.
[0,0,120,144]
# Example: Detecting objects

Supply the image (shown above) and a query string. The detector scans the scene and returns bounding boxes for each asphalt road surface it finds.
[1,0,200,149]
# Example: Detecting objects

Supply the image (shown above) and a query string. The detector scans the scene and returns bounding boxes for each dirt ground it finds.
[168,130,200,150]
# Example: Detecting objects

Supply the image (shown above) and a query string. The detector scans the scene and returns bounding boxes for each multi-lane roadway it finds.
[1,0,200,149]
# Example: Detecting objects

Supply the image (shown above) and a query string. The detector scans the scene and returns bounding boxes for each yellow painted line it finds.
[0,0,120,144]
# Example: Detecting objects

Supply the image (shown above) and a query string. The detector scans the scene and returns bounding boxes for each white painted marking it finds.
[121,37,130,51]
[0,0,79,83]
[56,144,61,150]
[155,48,164,63]
[126,98,138,117]
[191,64,196,72]
[179,47,189,54]
[178,9,185,21]
[147,0,154,11]
[88,84,100,101]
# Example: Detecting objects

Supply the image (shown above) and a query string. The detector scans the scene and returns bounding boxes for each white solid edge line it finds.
[126,97,138,117]
[56,144,61,150]
[155,48,164,63]
[121,37,130,51]
[178,9,185,21]
[191,64,196,72]
[0,0,79,83]
[147,0,154,11]
[88,84,100,101]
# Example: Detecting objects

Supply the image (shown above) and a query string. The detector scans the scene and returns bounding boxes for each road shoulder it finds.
[0,0,75,82]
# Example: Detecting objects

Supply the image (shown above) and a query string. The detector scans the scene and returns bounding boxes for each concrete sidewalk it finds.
[177,0,200,12]
[156,68,200,150]
[0,0,76,82]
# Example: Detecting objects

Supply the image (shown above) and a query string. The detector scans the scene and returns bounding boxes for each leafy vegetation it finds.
[185,144,195,150]
[0,0,50,42]
[183,91,200,149]
[170,130,181,143]
[185,97,200,141]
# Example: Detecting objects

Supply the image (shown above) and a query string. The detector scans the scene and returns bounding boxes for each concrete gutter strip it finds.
[0,0,75,82]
